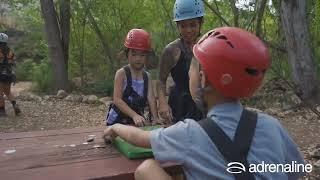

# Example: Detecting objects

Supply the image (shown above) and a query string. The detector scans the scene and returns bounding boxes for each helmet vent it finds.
[226,41,234,48]
[213,31,220,36]
[245,68,259,76]
[207,31,214,36]
[217,35,227,40]
[195,10,201,14]
[129,32,134,39]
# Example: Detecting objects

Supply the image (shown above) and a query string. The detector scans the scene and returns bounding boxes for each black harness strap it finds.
[123,66,148,101]
[198,109,257,180]
[142,70,148,100]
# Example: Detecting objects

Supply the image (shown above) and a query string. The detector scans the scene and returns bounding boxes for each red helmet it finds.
[124,29,151,51]
[193,27,271,98]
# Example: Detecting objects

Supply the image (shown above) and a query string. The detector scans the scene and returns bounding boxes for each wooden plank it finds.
[0,127,183,180]
[0,127,103,140]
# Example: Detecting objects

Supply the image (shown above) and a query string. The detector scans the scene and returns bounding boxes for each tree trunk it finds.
[229,0,239,27]
[80,18,86,87]
[59,0,70,70]
[255,0,267,37]
[280,0,320,104]
[40,0,68,91]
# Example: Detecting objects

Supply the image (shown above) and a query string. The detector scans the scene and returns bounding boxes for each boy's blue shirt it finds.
[150,101,306,180]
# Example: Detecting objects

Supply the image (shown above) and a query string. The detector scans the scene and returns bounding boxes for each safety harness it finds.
[197,109,257,180]
[107,66,148,125]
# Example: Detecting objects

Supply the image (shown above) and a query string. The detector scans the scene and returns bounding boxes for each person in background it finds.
[0,32,21,117]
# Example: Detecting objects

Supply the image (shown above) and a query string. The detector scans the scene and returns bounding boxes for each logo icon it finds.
[227,162,246,174]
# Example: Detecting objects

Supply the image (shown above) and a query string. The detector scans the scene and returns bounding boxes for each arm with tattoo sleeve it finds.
[157,44,180,121]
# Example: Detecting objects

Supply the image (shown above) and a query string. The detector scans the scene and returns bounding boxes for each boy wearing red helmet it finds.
[103,28,305,180]
[105,29,159,126]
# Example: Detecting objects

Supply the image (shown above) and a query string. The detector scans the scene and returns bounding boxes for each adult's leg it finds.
[3,83,21,115]
[135,159,173,180]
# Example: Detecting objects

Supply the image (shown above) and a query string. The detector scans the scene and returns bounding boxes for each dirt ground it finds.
[0,81,319,179]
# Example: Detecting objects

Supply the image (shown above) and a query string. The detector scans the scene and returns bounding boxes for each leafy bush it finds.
[31,59,54,93]
[15,59,34,81]
[81,79,114,96]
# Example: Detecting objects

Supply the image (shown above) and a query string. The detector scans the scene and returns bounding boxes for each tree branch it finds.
[228,0,239,27]
[79,0,114,68]
[202,0,231,26]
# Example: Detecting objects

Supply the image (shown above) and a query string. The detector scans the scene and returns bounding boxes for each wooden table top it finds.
[0,127,181,180]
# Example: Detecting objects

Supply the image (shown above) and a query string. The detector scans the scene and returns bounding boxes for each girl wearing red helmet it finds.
[105,29,159,126]
[157,0,205,123]
[103,27,305,180]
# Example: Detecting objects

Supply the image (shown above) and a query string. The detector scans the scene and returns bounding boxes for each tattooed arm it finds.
[157,42,181,121]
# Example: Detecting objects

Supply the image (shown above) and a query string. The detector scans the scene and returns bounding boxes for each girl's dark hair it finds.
[124,48,129,57]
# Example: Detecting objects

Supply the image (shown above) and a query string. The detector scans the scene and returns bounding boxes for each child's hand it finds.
[133,115,146,127]
[102,126,117,143]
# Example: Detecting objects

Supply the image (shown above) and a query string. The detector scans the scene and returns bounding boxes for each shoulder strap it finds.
[234,109,258,159]
[197,109,257,180]
[142,71,148,100]
[197,118,236,162]
[123,65,132,88]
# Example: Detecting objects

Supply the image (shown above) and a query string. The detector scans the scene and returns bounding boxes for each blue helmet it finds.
[173,0,205,22]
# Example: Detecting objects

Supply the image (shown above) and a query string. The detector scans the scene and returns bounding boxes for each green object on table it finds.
[114,125,162,159]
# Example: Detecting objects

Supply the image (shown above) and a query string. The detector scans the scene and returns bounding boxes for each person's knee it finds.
[135,159,159,180]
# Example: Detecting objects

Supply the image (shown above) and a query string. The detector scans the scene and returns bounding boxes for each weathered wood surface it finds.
[0,127,181,180]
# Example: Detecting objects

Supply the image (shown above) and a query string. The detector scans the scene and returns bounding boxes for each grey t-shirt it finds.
[150,102,305,180]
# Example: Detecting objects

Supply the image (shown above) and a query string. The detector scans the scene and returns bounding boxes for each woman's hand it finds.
[133,114,147,127]
[158,101,173,123]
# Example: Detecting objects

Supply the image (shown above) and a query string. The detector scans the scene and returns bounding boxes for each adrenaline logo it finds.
[227,161,313,174]
[226,162,246,174]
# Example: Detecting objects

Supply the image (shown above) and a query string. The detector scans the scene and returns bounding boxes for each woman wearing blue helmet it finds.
[157,0,205,123]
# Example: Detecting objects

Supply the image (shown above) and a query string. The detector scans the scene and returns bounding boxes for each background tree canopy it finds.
[0,0,319,104]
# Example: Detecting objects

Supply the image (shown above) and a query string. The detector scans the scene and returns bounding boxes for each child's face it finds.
[127,49,148,70]
[177,18,201,44]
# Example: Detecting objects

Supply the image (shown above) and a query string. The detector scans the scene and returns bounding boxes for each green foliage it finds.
[31,59,54,93]
[81,79,114,97]
[3,0,320,96]
[15,58,33,81]
[309,0,320,77]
